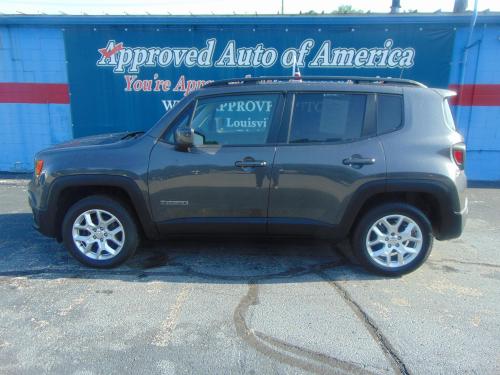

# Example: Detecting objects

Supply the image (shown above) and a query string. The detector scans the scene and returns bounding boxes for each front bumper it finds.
[28,188,56,238]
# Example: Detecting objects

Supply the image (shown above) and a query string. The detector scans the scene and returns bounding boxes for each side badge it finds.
[160,200,189,206]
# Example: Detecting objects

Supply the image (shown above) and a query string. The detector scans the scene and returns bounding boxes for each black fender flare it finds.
[45,174,159,239]
[337,177,461,239]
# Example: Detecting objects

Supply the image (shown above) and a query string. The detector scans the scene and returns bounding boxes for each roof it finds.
[0,13,499,26]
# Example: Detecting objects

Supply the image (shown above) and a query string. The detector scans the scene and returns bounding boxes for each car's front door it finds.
[148,92,283,235]
[268,91,386,236]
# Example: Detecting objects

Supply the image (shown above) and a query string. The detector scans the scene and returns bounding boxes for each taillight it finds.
[35,160,44,177]
[452,143,466,169]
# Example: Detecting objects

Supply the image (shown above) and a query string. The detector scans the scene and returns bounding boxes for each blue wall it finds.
[448,25,500,181]
[0,26,72,171]
[0,15,499,181]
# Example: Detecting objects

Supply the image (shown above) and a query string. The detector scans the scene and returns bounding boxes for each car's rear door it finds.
[148,92,284,235]
[268,91,386,237]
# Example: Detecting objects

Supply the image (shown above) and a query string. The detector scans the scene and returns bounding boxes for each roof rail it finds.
[204,76,427,88]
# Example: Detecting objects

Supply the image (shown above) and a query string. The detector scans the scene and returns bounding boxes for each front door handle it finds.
[343,155,376,167]
[235,160,268,168]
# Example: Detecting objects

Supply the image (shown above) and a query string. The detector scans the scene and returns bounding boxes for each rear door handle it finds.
[343,155,376,166]
[235,160,268,168]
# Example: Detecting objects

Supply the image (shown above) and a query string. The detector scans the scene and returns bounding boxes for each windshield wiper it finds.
[121,131,145,140]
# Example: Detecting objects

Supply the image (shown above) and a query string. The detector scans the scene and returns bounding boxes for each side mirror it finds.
[174,127,194,150]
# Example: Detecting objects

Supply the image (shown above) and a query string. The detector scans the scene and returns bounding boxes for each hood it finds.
[48,131,144,150]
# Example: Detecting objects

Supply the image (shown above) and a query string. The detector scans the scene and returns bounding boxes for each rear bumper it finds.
[436,197,468,240]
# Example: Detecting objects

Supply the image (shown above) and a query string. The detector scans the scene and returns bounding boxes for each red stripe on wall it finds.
[449,84,500,106]
[0,82,70,104]
[1,82,498,106]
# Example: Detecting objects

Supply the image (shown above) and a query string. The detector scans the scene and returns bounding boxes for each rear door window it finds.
[288,93,367,143]
[377,94,403,134]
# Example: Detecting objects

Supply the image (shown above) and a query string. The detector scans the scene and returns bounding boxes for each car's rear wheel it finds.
[352,203,433,276]
[62,195,139,268]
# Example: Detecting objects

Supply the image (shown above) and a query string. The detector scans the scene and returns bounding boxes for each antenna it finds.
[292,54,302,80]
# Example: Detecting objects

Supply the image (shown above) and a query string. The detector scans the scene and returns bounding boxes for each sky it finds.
[1,0,498,15]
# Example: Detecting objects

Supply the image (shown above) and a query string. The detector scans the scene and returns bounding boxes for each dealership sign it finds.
[94,38,416,99]
[64,24,453,137]
[96,38,415,73]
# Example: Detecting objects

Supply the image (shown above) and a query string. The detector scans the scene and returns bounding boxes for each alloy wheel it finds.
[72,209,125,260]
[365,214,423,268]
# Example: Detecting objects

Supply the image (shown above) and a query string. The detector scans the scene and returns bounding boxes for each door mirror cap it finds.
[174,127,194,150]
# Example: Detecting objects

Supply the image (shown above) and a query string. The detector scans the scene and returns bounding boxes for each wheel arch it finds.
[340,178,461,240]
[46,175,159,241]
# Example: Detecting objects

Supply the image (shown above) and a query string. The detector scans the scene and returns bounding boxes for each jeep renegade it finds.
[28,76,468,275]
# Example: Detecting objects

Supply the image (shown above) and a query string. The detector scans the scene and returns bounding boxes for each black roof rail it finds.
[204,75,427,88]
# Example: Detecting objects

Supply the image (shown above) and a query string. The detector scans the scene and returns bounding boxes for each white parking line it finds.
[58,294,87,316]
[152,284,193,347]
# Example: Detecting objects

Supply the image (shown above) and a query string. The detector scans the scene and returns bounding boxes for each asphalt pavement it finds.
[0,176,498,374]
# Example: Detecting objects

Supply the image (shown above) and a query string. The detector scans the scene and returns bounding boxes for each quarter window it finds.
[289,93,367,143]
[189,94,279,146]
[377,94,403,134]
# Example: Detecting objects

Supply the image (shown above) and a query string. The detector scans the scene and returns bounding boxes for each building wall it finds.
[449,25,500,181]
[0,17,498,181]
[0,26,72,171]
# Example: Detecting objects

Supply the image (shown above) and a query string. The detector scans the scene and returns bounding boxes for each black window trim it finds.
[162,91,286,148]
[375,93,405,136]
[277,90,377,147]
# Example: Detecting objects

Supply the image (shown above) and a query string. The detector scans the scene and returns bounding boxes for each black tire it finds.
[352,203,433,276]
[62,195,139,268]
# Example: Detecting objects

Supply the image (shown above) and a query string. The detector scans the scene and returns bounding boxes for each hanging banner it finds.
[64,23,454,137]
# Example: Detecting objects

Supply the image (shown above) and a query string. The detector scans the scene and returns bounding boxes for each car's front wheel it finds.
[62,195,139,268]
[352,203,433,276]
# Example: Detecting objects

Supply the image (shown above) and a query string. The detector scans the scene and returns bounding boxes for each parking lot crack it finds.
[316,272,410,375]
[433,258,500,269]
[234,281,382,375]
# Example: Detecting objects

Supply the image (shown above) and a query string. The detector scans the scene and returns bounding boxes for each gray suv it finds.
[28,76,468,275]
